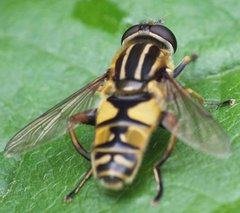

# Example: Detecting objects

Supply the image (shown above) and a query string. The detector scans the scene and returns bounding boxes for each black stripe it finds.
[125,43,146,80]
[141,45,160,80]
[115,52,125,80]
[95,139,137,151]
[95,126,138,150]
[95,152,137,163]
[99,176,123,184]
[96,161,134,176]
[97,119,149,128]
[97,93,152,128]
[95,152,137,177]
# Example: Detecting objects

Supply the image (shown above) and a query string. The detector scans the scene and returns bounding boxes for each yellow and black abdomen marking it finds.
[93,126,140,190]
[92,93,162,190]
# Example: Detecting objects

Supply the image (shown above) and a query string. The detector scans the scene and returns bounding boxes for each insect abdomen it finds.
[92,93,162,189]
[92,126,141,190]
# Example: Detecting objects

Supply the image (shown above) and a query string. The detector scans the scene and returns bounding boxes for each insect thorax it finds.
[110,39,173,92]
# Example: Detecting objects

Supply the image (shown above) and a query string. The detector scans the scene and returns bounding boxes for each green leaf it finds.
[0,0,240,212]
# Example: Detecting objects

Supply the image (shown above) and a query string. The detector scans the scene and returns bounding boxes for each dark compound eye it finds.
[121,24,177,53]
[150,25,177,53]
[121,24,140,44]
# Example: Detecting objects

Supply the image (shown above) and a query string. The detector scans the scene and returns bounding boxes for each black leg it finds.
[152,111,178,205]
[152,133,177,205]
[65,168,93,203]
[68,109,96,161]
[173,53,198,78]
[203,99,236,107]
[65,109,96,202]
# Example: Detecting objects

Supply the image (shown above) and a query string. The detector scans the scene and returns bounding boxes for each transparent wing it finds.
[161,74,231,158]
[5,73,107,155]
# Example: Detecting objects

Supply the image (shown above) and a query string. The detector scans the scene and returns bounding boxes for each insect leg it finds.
[174,55,235,106]
[152,133,177,204]
[152,111,178,204]
[173,53,198,78]
[203,99,235,107]
[65,168,93,203]
[65,110,96,202]
[185,88,236,107]
[68,109,96,161]
[184,88,205,104]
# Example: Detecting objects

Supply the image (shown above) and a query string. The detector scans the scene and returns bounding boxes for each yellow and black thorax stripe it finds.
[111,40,174,88]
[115,42,163,81]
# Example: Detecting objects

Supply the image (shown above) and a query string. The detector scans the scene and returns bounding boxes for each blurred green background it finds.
[0,0,239,212]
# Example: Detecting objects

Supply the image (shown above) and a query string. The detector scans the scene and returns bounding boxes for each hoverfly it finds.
[5,21,235,204]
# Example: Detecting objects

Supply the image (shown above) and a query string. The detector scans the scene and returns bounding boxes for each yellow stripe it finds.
[94,154,111,167]
[114,154,135,168]
[120,44,134,79]
[96,100,118,124]
[127,98,161,126]
[100,180,123,190]
[148,50,162,77]
[134,44,152,80]
[97,170,129,179]
[120,134,127,143]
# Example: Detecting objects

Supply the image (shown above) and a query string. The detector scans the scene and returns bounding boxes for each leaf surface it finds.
[0,0,240,212]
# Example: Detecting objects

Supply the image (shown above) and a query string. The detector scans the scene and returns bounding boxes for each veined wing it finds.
[5,73,108,155]
[161,74,231,158]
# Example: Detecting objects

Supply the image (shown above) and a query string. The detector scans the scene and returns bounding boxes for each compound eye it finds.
[121,24,140,44]
[150,25,177,53]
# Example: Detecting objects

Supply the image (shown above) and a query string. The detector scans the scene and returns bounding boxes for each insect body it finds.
[92,31,176,189]
[5,21,235,204]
